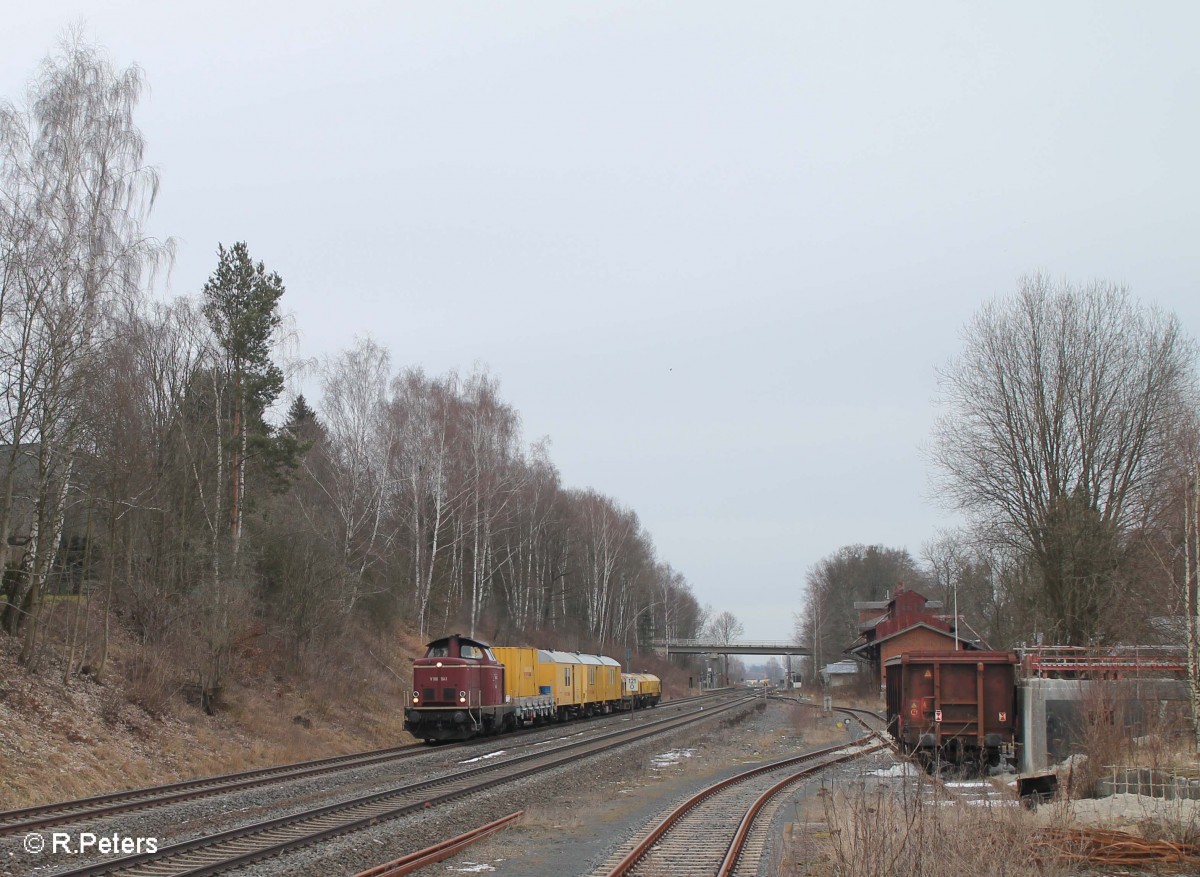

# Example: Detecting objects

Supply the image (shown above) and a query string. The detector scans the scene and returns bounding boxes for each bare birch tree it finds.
[316,337,394,614]
[390,369,463,639]
[1185,460,1200,749]
[496,440,561,630]
[0,33,169,660]
[707,610,744,687]
[460,370,523,637]
[574,490,636,643]
[1153,414,1200,750]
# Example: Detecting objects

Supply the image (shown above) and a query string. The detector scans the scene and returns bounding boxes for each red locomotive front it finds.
[404,634,507,741]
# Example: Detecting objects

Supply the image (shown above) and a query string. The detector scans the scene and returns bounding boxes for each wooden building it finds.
[848,582,979,689]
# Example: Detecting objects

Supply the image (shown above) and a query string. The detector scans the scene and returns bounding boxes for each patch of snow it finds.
[964,798,1021,807]
[652,748,697,768]
[458,750,507,764]
[867,762,921,778]
[446,863,496,873]
[1050,753,1089,774]
[1048,792,1200,828]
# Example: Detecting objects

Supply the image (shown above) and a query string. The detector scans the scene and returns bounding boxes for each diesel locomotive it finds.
[404,633,662,742]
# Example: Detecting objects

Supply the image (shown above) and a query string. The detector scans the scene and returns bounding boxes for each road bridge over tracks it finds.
[651,640,811,688]
[651,639,810,657]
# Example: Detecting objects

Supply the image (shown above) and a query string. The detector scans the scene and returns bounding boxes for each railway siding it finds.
[590,737,884,877]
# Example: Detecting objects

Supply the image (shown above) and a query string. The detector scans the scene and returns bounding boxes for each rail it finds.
[44,693,757,877]
[0,742,429,836]
[598,735,884,877]
[352,811,524,877]
[2,689,729,839]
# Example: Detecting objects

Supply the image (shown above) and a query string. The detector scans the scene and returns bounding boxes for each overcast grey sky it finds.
[6,3,1198,640]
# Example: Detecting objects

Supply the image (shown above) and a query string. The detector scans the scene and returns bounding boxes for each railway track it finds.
[833,705,886,734]
[351,811,525,877]
[592,733,885,877]
[0,742,431,838]
[0,689,728,840]
[37,692,758,877]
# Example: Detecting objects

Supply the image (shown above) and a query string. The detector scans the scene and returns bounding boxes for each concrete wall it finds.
[1019,677,1189,773]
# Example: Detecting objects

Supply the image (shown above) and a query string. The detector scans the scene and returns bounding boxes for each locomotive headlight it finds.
[436,661,443,668]
[412,691,420,703]
[458,690,467,703]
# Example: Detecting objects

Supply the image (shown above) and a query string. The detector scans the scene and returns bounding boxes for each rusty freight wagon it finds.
[885,650,1018,767]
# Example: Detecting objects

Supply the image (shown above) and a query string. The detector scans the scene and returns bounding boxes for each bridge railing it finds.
[650,639,809,655]
[655,639,805,649]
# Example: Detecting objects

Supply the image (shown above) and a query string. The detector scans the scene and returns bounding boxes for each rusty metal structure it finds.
[884,649,1018,765]
[1020,645,1187,678]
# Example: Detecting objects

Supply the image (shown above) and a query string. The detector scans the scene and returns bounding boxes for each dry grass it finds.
[834,691,886,712]
[1052,678,1199,800]
[0,604,416,810]
[784,773,1065,877]
[518,802,585,834]
[750,728,787,752]
[788,700,851,748]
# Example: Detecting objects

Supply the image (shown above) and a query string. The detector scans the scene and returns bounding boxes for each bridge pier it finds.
[1018,677,1189,773]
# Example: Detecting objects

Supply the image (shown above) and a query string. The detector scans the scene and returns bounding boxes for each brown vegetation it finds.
[783,775,1051,877]
[0,602,414,809]
[0,37,711,766]
[0,593,701,809]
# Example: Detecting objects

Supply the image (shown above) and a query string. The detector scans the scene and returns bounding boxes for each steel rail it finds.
[600,735,884,877]
[351,811,524,877]
[2,689,725,838]
[0,743,428,836]
[716,737,885,877]
[833,705,886,732]
[43,693,757,877]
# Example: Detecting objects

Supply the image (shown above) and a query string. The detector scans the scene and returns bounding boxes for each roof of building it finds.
[847,621,979,656]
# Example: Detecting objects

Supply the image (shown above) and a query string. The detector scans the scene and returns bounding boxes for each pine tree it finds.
[201,242,285,556]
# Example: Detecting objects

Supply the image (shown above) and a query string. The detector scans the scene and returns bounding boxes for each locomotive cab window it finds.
[461,644,483,660]
[427,645,449,658]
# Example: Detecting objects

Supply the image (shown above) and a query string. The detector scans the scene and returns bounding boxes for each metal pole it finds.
[954,582,959,651]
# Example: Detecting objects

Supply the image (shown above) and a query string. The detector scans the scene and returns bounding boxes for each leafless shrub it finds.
[808,773,1060,877]
[122,646,178,718]
[789,701,817,731]
[1067,677,1193,799]
[1062,679,1132,798]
